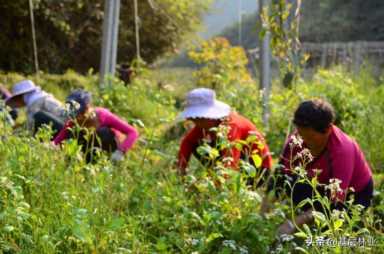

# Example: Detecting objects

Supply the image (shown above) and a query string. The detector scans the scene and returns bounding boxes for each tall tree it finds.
[0,0,211,73]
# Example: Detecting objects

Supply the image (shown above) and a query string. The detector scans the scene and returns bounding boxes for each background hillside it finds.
[220,0,384,49]
[200,0,258,39]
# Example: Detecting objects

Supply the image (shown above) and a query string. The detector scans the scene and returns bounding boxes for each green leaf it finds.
[206,232,223,243]
[156,237,168,251]
[333,219,343,230]
[251,154,262,168]
[107,217,125,231]
[294,231,307,238]
[3,225,14,232]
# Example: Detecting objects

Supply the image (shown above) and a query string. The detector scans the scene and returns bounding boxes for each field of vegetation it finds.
[1,61,384,253]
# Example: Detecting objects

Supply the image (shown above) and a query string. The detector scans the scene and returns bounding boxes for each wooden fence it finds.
[302,41,384,72]
[247,41,384,74]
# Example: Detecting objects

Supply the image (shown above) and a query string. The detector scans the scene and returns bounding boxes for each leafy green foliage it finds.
[188,37,253,91]
[0,66,383,253]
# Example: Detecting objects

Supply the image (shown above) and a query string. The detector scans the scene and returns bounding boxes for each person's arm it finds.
[260,144,273,170]
[102,110,139,153]
[53,121,72,145]
[177,129,199,175]
[0,85,11,99]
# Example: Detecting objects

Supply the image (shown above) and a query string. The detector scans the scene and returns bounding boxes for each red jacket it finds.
[178,112,272,172]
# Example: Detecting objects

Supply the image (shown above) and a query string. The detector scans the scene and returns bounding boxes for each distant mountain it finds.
[200,0,258,39]
[220,0,384,48]
[163,0,259,67]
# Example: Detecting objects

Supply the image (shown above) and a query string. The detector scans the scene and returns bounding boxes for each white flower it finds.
[325,178,343,200]
[290,134,303,148]
[239,246,249,254]
[64,100,81,117]
[280,233,294,242]
[222,240,237,250]
[191,238,200,246]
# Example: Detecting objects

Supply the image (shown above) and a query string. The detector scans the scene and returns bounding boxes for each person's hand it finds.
[277,219,296,236]
[277,211,313,237]
[42,142,58,150]
[111,150,124,162]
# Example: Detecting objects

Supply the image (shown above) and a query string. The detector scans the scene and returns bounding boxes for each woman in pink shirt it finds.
[54,89,139,162]
[262,99,373,236]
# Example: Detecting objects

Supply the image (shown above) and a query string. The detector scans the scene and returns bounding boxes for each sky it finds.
[200,0,259,39]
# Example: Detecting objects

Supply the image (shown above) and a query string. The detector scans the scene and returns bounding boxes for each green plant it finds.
[188,37,253,91]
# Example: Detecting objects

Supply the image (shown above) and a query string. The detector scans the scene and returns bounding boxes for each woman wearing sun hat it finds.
[6,80,65,135]
[53,89,139,162]
[177,88,272,180]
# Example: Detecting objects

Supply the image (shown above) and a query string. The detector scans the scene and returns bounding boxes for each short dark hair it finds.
[293,99,335,133]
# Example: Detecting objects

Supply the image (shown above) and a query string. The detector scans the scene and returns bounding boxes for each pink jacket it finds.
[54,107,139,153]
[280,125,372,201]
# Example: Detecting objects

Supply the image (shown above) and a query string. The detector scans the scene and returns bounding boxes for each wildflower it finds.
[296,148,314,164]
[312,168,322,176]
[239,246,249,254]
[222,240,237,250]
[325,178,343,200]
[301,148,314,162]
[280,233,294,242]
[245,190,262,202]
[293,166,307,177]
[290,134,303,148]
[64,100,81,118]
[191,238,200,246]
[222,156,234,164]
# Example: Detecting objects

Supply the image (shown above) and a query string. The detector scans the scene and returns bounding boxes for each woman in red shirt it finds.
[177,88,272,183]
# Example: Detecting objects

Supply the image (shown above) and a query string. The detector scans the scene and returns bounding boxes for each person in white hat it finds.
[6,80,66,135]
[177,88,272,180]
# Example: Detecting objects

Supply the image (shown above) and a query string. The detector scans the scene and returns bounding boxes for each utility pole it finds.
[238,0,243,45]
[134,0,141,61]
[259,0,271,126]
[100,0,121,87]
[29,0,39,74]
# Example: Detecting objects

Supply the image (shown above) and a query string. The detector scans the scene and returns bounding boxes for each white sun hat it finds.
[178,88,231,120]
[6,80,37,106]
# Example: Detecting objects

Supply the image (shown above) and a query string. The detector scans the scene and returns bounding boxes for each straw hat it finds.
[178,88,230,120]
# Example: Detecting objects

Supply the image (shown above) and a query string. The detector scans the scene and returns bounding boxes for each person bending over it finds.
[6,80,65,136]
[262,99,373,236]
[53,89,139,162]
[177,88,272,184]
